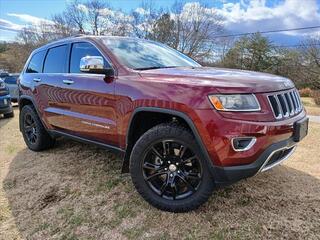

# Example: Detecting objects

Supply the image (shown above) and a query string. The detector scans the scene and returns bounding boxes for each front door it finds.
[45,41,118,146]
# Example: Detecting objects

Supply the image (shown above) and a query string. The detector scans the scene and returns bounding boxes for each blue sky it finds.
[1,0,320,44]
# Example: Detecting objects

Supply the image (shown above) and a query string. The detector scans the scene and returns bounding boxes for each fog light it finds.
[231,137,256,152]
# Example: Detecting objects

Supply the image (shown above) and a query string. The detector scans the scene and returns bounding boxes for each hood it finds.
[138,67,295,93]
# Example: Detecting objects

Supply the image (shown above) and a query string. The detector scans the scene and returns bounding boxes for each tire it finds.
[20,105,55,151]
[4,111,14,118]
[130,123,215,212]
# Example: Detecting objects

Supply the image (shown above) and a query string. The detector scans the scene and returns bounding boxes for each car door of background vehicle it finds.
[47,41,118,146]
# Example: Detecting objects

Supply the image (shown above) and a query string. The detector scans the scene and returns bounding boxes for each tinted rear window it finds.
[44,45,68,73]
[70,42,107,73]
[4,76,18,84]
[26,51,45,73]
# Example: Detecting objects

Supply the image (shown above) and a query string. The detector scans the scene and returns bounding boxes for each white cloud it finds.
[134,7,149,15]
[7,13,54,25]
[0,18,24,32]
[216,0,320,36]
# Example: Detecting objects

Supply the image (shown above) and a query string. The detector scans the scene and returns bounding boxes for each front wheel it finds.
[130,123,215,212]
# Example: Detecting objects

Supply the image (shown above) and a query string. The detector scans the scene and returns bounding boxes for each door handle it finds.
[33,78,41,82]
[62,79,74,85]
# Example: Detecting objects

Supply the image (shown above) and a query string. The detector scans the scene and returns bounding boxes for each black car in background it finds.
[0,78,14,118]
[2,74,19,102]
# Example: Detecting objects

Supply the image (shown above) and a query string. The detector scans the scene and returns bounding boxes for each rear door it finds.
[39,44,70,130]
[20,50,48,124]
[46,41,118,146]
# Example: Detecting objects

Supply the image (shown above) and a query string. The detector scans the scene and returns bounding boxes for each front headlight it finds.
[208,94,260,111]
[0,82,5,88]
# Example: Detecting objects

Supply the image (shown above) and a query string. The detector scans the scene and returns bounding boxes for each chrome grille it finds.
[268,89,302,119]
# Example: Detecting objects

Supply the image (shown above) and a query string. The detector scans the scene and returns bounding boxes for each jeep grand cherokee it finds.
[19,36,308,212]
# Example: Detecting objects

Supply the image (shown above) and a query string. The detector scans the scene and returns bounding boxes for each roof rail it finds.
[71,34,86,37]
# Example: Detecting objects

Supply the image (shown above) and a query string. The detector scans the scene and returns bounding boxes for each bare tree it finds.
[65,0,87,34]
[131,0,159,38]
[170,1,224,60]
[148,13,176,47]
[85,0,107,35]
[299,38,320,89]
[52,14,76,38]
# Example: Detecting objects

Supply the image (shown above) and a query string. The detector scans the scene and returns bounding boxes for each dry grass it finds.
[1,108,320,240]
[301,97,320,116]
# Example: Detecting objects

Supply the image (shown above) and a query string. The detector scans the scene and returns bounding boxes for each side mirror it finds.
[80,56,114,76]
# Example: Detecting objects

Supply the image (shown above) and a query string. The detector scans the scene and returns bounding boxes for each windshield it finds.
[102,38,201,70]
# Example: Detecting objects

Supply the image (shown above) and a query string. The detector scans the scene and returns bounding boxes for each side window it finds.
[26,51,45,73]
[70,42,109,73]
[4,76,18,84]
[43,45,68,73]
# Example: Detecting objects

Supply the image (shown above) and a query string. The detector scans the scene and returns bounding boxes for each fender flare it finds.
[122,107,216,175]
[18,95,47,132]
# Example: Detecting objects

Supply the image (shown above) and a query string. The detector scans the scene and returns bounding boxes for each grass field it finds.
[301,97,320,116]
[0,106,319,240]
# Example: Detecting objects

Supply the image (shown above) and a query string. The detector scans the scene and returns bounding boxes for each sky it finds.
[0,0,320,44]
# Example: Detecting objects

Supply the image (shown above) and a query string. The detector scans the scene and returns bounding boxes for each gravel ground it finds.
[0,107,320,240]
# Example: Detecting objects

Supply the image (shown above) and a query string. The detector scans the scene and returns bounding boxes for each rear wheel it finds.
[130,123,214,212]
[20,105,55,151]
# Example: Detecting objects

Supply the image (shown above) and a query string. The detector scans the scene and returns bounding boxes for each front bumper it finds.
[211,136,298,186]
[194,108,307,167]
[0,95,13,114]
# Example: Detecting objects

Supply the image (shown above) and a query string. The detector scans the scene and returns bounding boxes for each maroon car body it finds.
[19,36,308,211]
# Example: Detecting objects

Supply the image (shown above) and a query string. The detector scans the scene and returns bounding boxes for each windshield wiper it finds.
[134,66,179,71]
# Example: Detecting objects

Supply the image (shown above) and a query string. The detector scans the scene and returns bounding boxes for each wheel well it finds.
[19,98,34,110]
[122,111,192,173]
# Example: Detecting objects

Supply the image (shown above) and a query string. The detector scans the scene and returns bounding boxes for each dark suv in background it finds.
[18,36,308,212]
[2,74,19,102]
[0,78,14,118]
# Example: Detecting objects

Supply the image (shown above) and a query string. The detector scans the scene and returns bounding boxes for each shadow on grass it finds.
[3,138,320,239]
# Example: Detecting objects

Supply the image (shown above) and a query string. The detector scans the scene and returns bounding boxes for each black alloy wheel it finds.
[20,105,55,151]
[142,140,202,200]
[130,123,215,212]
[23,112,38,144]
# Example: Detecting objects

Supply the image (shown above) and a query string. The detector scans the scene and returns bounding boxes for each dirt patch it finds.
[0,108,320,240]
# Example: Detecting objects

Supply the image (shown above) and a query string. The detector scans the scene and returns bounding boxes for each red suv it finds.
[19,36,308,212]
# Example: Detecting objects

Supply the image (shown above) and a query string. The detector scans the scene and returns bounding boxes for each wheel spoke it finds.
[172,184,177,200]
[182,155,196,164]
[162,141,171,156]
[25,126,33,132]
[145,170,167,181]
[177,172,196,192]
[179,145,186,158]
[152,147,163,160]
[143,162,160,170]
[160,176,169,196]
[185,172,201,180]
